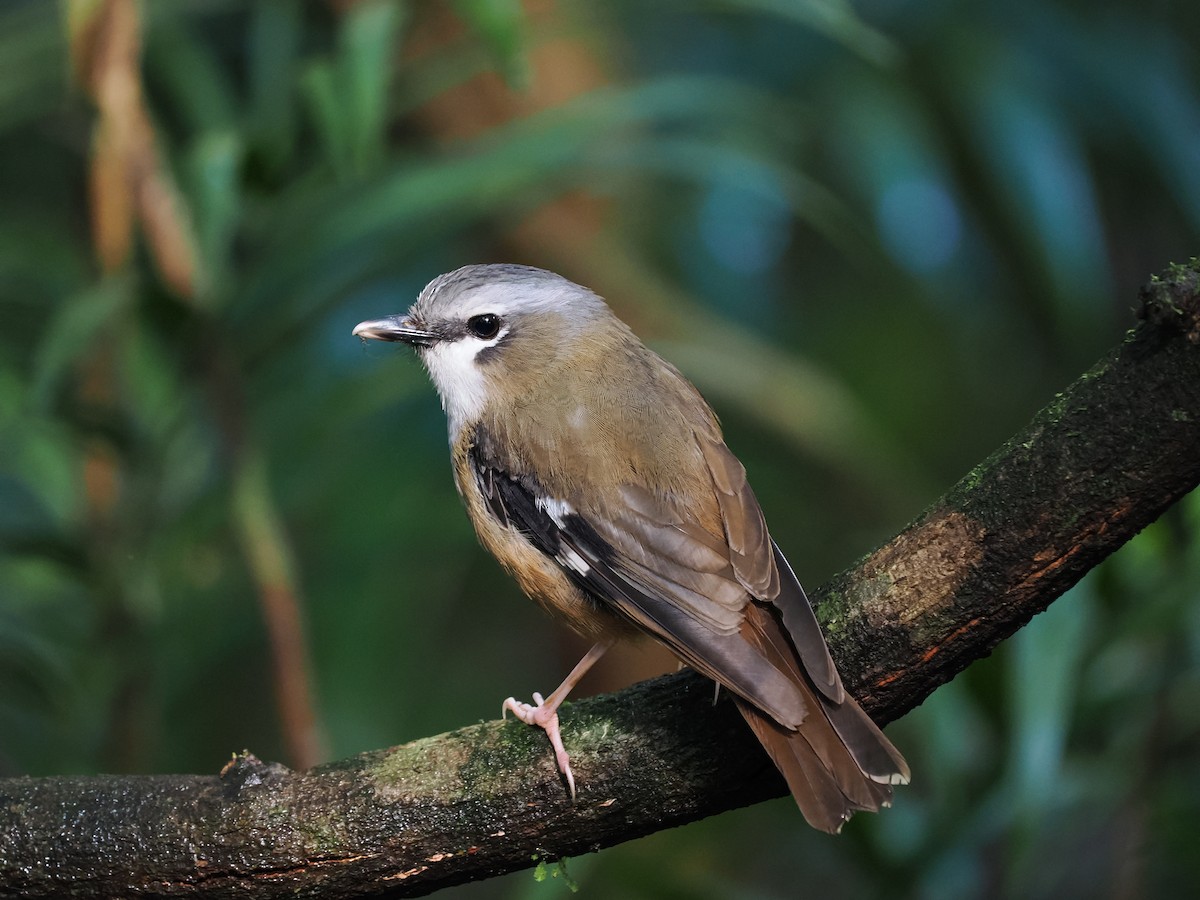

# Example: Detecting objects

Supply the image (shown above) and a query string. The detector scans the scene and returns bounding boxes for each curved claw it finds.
[497,642,612,802]
[503,693,576,799]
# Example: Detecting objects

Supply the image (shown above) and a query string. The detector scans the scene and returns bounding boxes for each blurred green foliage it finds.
[1,0,1198,897]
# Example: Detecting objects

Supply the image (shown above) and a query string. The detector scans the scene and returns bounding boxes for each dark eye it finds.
[466,313,501,339]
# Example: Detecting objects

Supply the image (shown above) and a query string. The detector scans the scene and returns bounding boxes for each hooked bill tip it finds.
[352,318,392,340]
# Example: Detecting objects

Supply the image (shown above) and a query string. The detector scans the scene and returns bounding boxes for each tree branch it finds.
[3,262,1199,899]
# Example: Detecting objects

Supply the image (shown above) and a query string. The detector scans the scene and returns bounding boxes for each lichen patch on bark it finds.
[856,510,986,628]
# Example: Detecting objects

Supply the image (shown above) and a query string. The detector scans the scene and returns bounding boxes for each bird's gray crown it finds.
[401,264,614,437]
[411,264,608,326]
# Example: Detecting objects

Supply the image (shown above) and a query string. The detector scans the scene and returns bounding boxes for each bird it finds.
[353,263,909,832]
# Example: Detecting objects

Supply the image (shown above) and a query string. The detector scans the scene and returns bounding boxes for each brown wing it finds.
[469,443,809,726]
[470,434,909,831]
[699,436,910,827]
[585,437,910,830]
[699,437,844,703]
[736,585,909,831]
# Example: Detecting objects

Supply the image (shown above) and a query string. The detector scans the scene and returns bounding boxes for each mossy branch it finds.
[2,262,1199,899]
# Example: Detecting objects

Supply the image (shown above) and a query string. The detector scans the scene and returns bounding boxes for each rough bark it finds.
[2,262,1199,899]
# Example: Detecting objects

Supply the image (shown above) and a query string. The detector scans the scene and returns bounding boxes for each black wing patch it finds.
[468,440,810,728]
[475,460,556,557]
[473,450,612,596]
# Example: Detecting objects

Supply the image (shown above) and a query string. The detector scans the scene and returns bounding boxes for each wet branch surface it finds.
[2,264,1199,899]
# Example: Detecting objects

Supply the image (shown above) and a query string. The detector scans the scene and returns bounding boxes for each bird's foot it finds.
[503,692,576,799]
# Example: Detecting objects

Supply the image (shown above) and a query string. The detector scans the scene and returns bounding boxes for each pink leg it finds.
[503,640,613,798]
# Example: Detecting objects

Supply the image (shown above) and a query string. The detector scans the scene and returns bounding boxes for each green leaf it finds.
[185,130,243,302]
[302,0,407,177]
[29,277,136,410]
[247,0,303,174]
[707,0,897,65]
[143,14,240,136]
[0,2,64,135]
[453,0,529,89]
[1008,580,1093,814]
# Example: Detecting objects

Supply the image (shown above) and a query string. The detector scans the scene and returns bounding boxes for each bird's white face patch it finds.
[419,325,509,436]
[420,324,508,436]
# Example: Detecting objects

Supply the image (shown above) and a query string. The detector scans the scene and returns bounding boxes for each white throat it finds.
[419,329,507,437]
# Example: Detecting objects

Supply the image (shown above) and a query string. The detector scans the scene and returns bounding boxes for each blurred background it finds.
[2,0,1199,896]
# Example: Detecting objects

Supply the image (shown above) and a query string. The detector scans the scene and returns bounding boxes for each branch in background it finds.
[66,0,327,770]
[1,264,1197,898]
[232,447,329,770]
[825,262,1200,715]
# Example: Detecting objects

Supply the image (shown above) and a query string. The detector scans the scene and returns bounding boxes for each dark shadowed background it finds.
[2,1,1198,896]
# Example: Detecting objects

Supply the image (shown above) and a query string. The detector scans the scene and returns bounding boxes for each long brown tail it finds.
[737,601,909,833]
